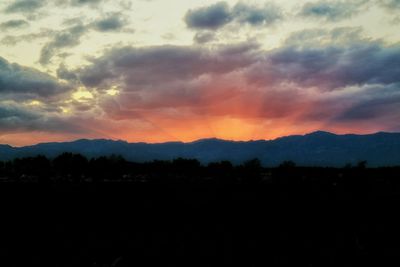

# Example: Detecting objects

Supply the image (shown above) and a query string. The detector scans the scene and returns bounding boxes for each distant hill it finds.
[1,131,400,167]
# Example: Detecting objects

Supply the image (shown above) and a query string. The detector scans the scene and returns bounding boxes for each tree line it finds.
[1,152,399,186]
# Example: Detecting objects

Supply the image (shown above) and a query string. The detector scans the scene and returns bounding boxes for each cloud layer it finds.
[60,34,400,141]
[1,0,400,145]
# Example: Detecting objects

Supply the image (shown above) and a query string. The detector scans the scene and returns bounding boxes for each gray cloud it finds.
[0,57,87,134]
[185,2,232,30]
[92,13,126,32]
[246,41,400,91]
[284,27,364,47]
[0,102,83,133]
[0,29,54,46]
[78,43,259,89]
[72,0,103,4]
[53,0,105,7]
[57,64,78,82]
[4,0,46,13]
[0,19,29,30]
[381,0,400,9]
[39,24,87,65]
[193,31,216,44]
[185,1,282,30]
[73,38,400,119]
[38,13,130,65]
[0,57,71,100]
[332,83,400,124]
[232,2,282,26]
[299,0,368,22]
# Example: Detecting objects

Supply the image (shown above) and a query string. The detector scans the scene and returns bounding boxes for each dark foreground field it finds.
[1,175,400,267]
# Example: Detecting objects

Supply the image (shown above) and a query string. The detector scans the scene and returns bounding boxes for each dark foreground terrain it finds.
[1,156,400,266]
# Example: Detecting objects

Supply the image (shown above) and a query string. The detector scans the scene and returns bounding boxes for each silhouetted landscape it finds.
[2,131,400,166]
[1,149,400,266]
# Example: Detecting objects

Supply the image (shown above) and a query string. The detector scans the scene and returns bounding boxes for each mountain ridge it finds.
[1,131,400,167]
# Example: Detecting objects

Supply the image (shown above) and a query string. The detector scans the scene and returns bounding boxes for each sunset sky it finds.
[0,0,400,146]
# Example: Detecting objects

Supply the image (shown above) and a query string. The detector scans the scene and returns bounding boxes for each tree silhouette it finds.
[54,153,88,182]
[207,161,235,184]
[240,158,262,184]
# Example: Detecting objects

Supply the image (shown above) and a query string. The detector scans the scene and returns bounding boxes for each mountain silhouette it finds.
[1,131,400,166]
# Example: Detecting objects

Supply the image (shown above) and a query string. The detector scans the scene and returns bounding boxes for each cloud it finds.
[0,57,71,100]
[92,13,126,32]
[232,2,282,26]
[0,57,90,135]
[77,43,259,89]
[39,24,87,65]
[185,2,232,30]
[0,101,83,133]
[381,0,400,9]
[71,0,103,4]
[333,83,400,122]
[0,19,29,30]
[185,1,282,30]
[246,40,400,91]
[38,13,130,65]
[4,0,46,13]
[284,27,364,47]
[18,27,399,139]
[299,0,368,22]
[56,64,78,81]
[193,31,216,44]
[379,0,400,22]
[53,0,105,7]
[0,29,54,46]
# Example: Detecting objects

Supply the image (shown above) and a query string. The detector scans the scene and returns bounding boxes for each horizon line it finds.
[2,130,400,148]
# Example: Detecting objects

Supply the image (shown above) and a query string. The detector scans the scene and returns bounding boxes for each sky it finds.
[0,0,400,146]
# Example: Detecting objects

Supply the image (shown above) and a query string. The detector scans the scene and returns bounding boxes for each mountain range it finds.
[1,131,400,167]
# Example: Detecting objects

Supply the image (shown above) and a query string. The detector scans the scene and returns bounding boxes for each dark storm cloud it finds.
[0,19,29,30]
[185,2,232,30]
[39,24,87,65]
[0,57,71,100]
[92,13,126,32]
[185,1,282,30]
[299,0,368,21]
[4,0,46,13]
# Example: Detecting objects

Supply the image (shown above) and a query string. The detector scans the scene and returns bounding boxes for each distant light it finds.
[28,100,42,106]
[60,107,70,114]
[73,88,94,102]
[106,86,120,96]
